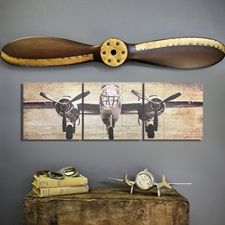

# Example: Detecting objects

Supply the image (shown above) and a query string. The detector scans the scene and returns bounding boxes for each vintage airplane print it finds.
[23,82,203,140]
[23,82,83,140]
[83,82,143,140]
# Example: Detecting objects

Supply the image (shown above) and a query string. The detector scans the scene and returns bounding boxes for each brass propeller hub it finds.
[100,38,128,67]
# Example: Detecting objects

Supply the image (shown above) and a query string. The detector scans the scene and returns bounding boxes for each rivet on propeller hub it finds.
[100,38,128,67]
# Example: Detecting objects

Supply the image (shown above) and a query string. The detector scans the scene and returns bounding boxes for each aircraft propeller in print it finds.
[131,90,182,138]
[24,91,90,140]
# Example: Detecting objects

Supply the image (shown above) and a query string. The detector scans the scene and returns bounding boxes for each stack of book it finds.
[32,173,89,197]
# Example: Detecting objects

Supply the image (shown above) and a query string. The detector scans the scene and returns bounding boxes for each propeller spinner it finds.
[1,36,225,68]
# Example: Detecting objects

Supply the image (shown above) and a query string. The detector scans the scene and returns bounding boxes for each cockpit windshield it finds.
[100,87,120,108]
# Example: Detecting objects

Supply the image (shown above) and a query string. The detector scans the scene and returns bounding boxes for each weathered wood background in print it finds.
[23,82,203,140]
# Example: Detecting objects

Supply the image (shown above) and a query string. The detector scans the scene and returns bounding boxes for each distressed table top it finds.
[25,187,188,202]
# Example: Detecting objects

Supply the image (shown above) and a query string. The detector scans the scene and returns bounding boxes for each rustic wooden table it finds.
[24,188,189,225]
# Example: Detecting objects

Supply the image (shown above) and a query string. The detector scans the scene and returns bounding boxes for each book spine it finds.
[39,185,89,197]
[35,177,88,188]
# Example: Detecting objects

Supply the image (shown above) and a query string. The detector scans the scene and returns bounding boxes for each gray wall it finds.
[0,0,225,224]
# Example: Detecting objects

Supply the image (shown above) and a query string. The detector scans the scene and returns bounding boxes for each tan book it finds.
[32,174,88,188]
[33,185,89,197]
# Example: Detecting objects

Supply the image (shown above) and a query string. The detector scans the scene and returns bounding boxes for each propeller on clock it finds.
[1,36,224,68]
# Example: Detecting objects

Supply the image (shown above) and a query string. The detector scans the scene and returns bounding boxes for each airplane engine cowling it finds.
[55,97,79,120]
[148,96,166,114]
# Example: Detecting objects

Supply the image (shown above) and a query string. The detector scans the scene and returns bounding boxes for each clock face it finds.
[135,171,154,190]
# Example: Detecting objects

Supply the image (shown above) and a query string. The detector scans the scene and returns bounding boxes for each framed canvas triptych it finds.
[23,82,203,141]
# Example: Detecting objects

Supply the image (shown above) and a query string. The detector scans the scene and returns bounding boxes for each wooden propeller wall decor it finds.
[1,36,225,69]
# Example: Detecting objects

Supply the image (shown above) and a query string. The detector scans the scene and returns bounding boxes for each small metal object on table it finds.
[24,188,189,225]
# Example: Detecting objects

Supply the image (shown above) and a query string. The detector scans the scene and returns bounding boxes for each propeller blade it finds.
[131,90,150,102]
[107,177,125,183]
[128,37,225,69]
[152,92,181,131]
[162,92,181,103]
[131,90,142,99]
[124,173,135,187]
[39,92,62,105]
[67,90,90,104]
[153,109,158,131]
[1,37,99,66]
[169,182,192,185]
[1,36,224,68]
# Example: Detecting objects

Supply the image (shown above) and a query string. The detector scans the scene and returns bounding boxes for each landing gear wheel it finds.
[146,124,155,138]
[62,117,66,132]
[66,125,73,140]
[108,127,114,140]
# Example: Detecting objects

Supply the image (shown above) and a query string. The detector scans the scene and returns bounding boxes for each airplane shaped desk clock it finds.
[1,36,225,69]
[24,83,202,140]
[108,169,192,197]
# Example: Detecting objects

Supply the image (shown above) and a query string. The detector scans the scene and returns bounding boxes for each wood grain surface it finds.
[24,188,189,225]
